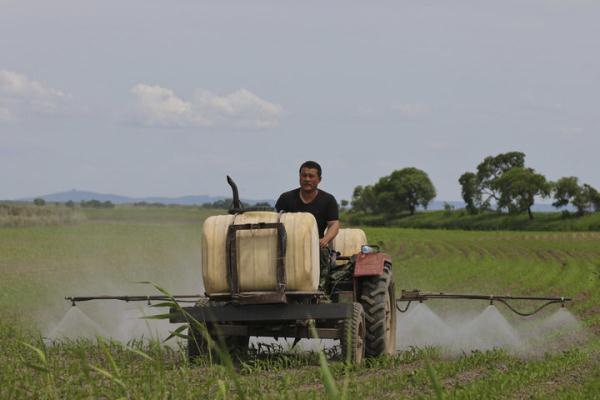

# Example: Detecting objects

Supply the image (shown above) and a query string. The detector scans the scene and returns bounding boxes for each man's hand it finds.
[320,220,340,248]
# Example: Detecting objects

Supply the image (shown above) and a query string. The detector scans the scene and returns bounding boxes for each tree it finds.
[552,178,599,215]
[573,184,600,215]
[476,151,525,208]
[458,151,527,212]
[588,185,600,212]
[351,185,377,214]
[373,167,436,215]
[340,199,349,212]
[65,200,75,208]
[33,198,45,206]
[552,177,580,209]
[492,167,550,219]
[458,172,479,214]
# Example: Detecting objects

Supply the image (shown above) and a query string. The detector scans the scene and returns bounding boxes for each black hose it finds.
[396,301,412,313]
[494,298,563,317]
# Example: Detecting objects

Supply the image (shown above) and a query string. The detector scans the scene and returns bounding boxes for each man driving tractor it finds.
[275,161,339,291]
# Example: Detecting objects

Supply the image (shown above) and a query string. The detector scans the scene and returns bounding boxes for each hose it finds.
[494,298,564,317]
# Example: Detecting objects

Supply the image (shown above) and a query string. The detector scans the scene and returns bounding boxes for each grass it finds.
[343,209,600,231]
[0,206,598,398]
[0,203,85,227]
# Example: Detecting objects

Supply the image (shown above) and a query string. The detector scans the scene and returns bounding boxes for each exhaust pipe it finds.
[227,175,243,214]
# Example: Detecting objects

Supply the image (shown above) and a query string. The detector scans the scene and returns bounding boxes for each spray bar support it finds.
[397,290,572,316]
[65,295,204,306]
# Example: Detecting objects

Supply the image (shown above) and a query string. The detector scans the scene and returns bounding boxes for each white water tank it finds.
[202,212,320,294]
[332,228,367,258]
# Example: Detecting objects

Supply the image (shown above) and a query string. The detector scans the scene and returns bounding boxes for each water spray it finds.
[397,290,571,317]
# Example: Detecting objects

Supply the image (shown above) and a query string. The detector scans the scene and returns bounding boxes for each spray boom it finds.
[397,290,571,316]
[65,295,203,307]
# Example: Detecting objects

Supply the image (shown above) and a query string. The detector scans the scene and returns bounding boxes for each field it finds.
[1,206,598,399]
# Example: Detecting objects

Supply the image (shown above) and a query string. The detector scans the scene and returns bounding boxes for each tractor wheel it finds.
[360,262,397,357]
[340,302,366,364]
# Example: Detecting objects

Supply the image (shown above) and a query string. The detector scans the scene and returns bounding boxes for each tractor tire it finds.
[340,302,366,364]
[360,262,397,357]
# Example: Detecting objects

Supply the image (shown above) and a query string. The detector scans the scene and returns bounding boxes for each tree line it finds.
[351,151,600,219]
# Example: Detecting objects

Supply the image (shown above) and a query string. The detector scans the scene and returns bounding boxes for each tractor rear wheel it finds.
[340,302,366,364]
[360,262,397,357]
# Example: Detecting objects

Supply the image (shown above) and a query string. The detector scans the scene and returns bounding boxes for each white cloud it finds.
[390,102,430,118]
[130,84,283,129]
[0,70,69,121]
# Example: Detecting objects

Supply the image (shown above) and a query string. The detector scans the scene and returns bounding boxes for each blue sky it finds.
[1,0,598,202]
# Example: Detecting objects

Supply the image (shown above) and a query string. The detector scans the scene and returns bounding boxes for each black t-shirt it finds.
[275,188,339,238]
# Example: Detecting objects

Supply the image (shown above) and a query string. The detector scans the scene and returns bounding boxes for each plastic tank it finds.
[332,228,367,258]
[202,212,320,294]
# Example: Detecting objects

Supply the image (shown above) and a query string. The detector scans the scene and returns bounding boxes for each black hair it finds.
[299,161,322,178]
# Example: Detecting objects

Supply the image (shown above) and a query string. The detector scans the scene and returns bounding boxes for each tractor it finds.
[66,176,571,364]
[172,176,396,363]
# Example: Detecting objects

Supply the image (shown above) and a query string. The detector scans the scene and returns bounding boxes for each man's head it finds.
[299,161,322,192]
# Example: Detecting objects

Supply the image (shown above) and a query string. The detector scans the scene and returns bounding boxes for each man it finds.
[275,161,340,290]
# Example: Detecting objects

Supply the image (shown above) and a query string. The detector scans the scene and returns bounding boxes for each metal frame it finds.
[170,303,354,323]
[226,221,288,304]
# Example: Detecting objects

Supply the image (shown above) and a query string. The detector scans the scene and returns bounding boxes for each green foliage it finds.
[351,185,377,214]
[552,178,600,216]
[202,198,252,210]
[552,177,580,209]
[33,198,46,206]
[458,172,479,214]
[476,151,526,207]
[492,167,550,219]
[80,199,115,209]
[459,151,526,212]
[342,209,600,231]
[352,167,436,217]
[442,202,455,216]
[339,199,349,212]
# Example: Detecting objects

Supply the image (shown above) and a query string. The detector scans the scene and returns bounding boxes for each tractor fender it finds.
[353,252,392,277]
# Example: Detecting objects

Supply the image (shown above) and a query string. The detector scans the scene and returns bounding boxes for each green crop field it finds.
[0,206,598,399]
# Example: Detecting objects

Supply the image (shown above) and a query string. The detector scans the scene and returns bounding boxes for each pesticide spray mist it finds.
[395,302,587,357]
[43,229,204,347]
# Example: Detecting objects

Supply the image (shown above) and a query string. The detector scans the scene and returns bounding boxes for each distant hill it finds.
[18,190,275,206]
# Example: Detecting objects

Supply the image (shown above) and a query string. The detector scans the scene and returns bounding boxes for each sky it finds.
[1,0,599,202]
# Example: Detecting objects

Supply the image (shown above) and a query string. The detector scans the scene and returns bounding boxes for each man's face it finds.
[299,167,321,192]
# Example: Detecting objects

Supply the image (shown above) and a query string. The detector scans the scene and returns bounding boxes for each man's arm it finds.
[320,220,339,248]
